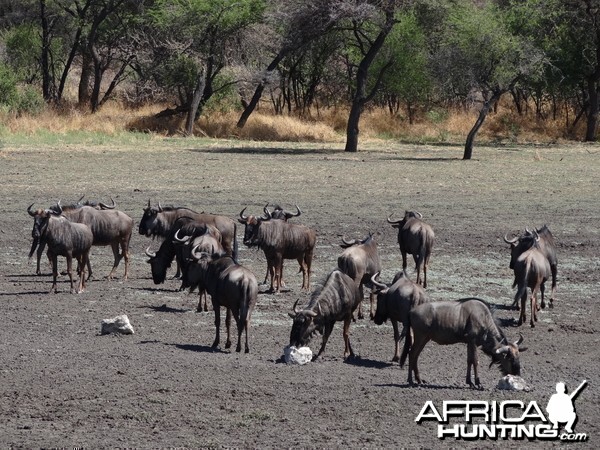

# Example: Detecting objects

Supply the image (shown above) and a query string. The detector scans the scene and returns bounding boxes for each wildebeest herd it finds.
[26,197,557,389]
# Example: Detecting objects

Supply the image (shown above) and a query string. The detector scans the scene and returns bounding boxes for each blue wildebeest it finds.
[139,201,237,260]
[505,225,557,307]
[54,201,133,280]
[187,249,258,353]
[288,269,362,360]
[402,298,527,388]
[387,211,434,288]
[371,270,432,362]
[173,226,223,311]
[337,234,381,320]
[238,207,316,292]
[509,231,551,327]
[28,204,93,293]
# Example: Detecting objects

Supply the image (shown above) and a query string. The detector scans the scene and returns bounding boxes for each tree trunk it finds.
[236,49,288,129]
[78,50,93,107]
[585,77,599,141]
[40,0,53,101]
[463,90,504,160]
[185,73,206,136]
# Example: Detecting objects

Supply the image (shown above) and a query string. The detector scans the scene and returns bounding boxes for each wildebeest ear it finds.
[517,345,528,352]
[288,312,296,319]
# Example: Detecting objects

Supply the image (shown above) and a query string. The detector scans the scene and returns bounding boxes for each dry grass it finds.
[0,98,583,145]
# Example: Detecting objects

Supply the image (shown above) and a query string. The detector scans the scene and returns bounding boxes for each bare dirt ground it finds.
[0,138,598,448]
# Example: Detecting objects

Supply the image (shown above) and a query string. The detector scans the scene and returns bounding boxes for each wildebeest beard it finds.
[290,315,324,347]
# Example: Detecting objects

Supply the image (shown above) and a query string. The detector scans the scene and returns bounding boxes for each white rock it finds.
[284,345,312,365]
[497,374,530,391]
[101,314,134,335]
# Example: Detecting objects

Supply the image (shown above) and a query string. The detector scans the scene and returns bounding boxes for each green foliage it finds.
[2,24,41,83]
[0,63,44,115]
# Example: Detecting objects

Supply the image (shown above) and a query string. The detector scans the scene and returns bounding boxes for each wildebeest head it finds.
[238,206,271,247]
[139,200,164,236]
[491,334,527,376]
[504,229,539,269]
[339,233,374,249]
[387,210,422,229]
[27,203,58,258]
[144,245,171,284]
[370,272,391,325]
[288,299,323,348]
[266,204,301,221]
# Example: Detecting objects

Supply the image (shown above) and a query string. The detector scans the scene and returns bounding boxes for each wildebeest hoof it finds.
[225,341,232,349]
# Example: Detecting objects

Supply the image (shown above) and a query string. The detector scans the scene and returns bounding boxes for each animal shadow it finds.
[140,304,190,314]
[165,343,227,354]
[343,355,393,369]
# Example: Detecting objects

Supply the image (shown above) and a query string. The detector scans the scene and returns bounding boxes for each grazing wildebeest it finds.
[510,234,551,327]
[504,225,557,306]
[139,201,237,259]
[288,270,362,360]
[371,271,431,362]
[402,298,527,388]
[337,234,381,320]
[238,207,316,292]
[187,249,258,353]
[28,204,93,293]
[387,211,434,288]
[54,201,133,279]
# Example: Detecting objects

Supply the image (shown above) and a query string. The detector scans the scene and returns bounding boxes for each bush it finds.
[0,63,45,115]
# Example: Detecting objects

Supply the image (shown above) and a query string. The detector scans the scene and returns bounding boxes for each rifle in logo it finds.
[546,380,587,433]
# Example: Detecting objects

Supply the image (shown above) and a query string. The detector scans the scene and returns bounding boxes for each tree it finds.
[342,0,400,152]
[144,0,265,135]
[433,0,546,159]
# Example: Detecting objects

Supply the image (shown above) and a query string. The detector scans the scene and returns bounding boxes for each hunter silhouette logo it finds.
[415,380,589,441]
[546,380,587,435]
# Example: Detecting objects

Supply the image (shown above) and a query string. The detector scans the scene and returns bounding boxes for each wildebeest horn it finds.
[98,197,116,209]
[533,230,540,242]
[263,203,271,216]
[173,228,191,244]
[191,244,210,261]
[292,299,300,315]
[145,246,156,258]
[514,333,524,346]
[147,199,151,208]
[370,272,388,291]
[288,205,301,218]
[239,207,249,221]
[157,201,163,212]
[341,237,357,246]
[77,195,85,204]
[503,234,519,244]
[54,200,63,215]
[27,203,36,217]
[495,345,511,354]
[261,207,271,221]
[414,211,423,219]
[387,213,402,224]
[525,227,531,235]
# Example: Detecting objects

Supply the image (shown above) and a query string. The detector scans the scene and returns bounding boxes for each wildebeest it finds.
[402,298,527,388]
[337,234,381,319]
[187,249,258,353]
[28,204,93,293]
[266,203,302,221]
[139,201,237,259]
[288,269,362,360]
[371,270,432,362]
[173,226,223,311]
[33,197,116,275]
[238,207,316,292]
[54,200,133,279]
[510,233,551,327]
[504,225,557,306]
[387,211,434,288]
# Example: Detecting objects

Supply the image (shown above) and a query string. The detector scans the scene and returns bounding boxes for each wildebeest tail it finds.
[233,222,239,263]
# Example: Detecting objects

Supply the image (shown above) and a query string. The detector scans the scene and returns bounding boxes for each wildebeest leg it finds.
[107,242,122,279]
[303,249,313,291]
[357,284,365,320]
[530,287,539,328]
[50,252,59,293]
[66,253,76,294]
[36,240,47,275]
[391,320,401,362]
[121,236,130,280]
[413,253,423,286]
[297,256,308,291]
[549,263,557,307]
[77,252,89,293]
[539,281,546,310]
[313,322,335,361]
[225,308,232,349]
[212,301,221,349]
[466,342,481,388]
[408,334,430,385]
[342,317,354,359]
